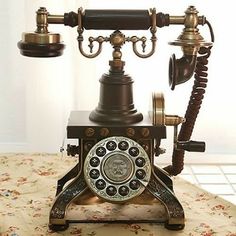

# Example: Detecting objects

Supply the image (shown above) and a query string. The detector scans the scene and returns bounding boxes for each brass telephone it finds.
[18,5,214,231]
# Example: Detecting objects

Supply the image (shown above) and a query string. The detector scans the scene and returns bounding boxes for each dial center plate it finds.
[103,153,134,184]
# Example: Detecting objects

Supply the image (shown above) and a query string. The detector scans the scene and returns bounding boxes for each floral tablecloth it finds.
[0,153,235,236]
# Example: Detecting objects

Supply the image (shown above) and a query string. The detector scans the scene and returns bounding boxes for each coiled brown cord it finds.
[164,21,214,176]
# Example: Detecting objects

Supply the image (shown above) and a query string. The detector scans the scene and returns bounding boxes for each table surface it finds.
[0,153,236,236]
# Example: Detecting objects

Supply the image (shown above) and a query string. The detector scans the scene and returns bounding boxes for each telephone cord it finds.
[164,46,212,176]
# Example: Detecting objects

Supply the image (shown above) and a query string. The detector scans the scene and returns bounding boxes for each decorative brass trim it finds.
[36,7,48,34]
[165,115,185,126]
[152,92,185,126]
[169,16,185,24]
[169,6,212,55]
[48,15,64,24]
[152,92,165,126]
[22,32,61,44]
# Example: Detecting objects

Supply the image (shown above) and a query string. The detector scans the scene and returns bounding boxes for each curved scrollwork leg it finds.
[153,165,174,192]
[49,173,88,231]
[55,163,80,196]
[146,170,185,230]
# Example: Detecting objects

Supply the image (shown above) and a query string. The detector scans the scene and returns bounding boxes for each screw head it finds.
[100,128,109,137]
[126,128,135,137]
[85,128,95,137]
[141,128,150,137]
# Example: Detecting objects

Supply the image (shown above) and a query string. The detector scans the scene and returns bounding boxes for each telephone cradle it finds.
[18,5,214,231]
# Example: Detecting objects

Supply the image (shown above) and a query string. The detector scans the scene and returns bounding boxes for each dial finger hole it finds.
[118,186,129,196]
[90,157,100,167]
[106,186,117,196]
[136,169,146,179]
[106,141,117,151]
[135,157,146,167]
[96,147,106,157]
[89,169,100,179]
[129,180,141,190]
[118,141,129,151]
[95,179,106,190]
[129,147,139,157]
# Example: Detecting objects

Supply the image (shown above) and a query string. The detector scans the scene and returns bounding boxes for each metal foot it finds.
[146,171,185,229]
[49,221,69,231]
[165,222,185,230]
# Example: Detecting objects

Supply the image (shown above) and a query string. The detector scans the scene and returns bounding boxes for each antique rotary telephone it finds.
[18,5,214,231]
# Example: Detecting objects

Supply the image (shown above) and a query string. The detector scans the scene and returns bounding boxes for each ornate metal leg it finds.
[146,170,185,230]
[55,163,80,196]
[153,165,174,192]
[49,173,88,231]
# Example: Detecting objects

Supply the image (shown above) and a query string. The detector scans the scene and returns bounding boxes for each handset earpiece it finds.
[168,6,212,90]
[169,53,197,90]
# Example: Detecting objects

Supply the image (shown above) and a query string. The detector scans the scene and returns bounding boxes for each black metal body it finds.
[83,10,151,30]
[68,111,166,139]
[68,111,166,160]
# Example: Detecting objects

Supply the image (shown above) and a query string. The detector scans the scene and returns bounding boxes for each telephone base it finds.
[49,111,184,231]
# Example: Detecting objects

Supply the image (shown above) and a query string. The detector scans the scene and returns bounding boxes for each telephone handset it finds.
[18,5,214,231]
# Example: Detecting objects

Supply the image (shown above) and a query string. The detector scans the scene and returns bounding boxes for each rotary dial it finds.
[84,136,151,202]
